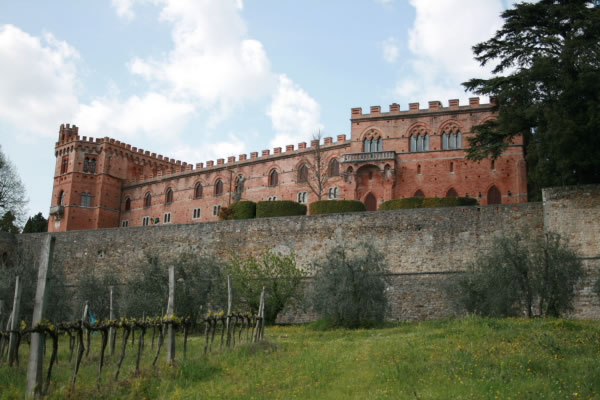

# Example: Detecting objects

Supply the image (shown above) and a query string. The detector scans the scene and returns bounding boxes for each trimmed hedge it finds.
[380,196,478,210]
[256,200,307,218]
[230,201,256,220]
[309,200,366,215]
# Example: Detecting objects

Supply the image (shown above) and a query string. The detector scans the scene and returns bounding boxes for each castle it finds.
[48,97,527,232]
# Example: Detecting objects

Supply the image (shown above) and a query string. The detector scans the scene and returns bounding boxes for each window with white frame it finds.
[297,192,308,204]
[213,205,221,216]
[328,187,340,199]
[193,208,201,219]
[163,212,172,224]
[142,216,150,226]
[268,196,278,201]
[121,220,129,227]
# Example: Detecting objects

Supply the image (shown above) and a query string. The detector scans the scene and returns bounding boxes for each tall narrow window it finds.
[215,179,224,195]
[125,197,131,211]
[410,134,429,152]
[450,162,454,173]
[165,188,173,204]
[298,164,308,182]
[59,190,65,206]
[363,139,369,152]
[144,192,152,208]
[90,159,96,173]
[417,164,422,174]
[269,169,278,186]
[61,156,68,174]
[491,160,496,170]
[83,157,89,173]
[442,125,462,150]
[81,193,92,207]
[410,136,417,152]
[377,138,383,152]
[194,182,203,198]
[328,187,339,199]
[328,159,340,177]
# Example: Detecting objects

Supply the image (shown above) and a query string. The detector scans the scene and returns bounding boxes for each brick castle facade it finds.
[48,97,527,232]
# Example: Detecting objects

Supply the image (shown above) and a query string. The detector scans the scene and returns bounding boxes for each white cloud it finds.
[110,0,137,20]
[268,75,323,148]
[381,37,400,63]
[169,135,248,164]
[75,92,194,140]
[0,25,80,136]
[395,0,504,104]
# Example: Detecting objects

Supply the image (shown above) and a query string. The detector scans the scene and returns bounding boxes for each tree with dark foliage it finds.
[463,0,600,199]
[23,212,48,233]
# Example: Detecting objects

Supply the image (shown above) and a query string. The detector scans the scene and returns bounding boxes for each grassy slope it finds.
[1,317,599,399]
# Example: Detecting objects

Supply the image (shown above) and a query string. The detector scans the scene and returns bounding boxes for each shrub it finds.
[218,206,234,220]
[256,200,306,218]
[226,251,305,324]
[230,201,256,220]
[309,200,366,215]
[310,243,389,328]
[455,232,583,317]
[379,197,424,210]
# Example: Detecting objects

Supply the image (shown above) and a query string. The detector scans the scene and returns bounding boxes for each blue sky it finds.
[0,0,513,221]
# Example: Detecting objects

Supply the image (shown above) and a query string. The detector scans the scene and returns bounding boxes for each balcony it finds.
[49,205,64,219]
[341,151,396,163]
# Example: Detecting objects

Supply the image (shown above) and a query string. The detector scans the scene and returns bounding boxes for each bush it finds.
[455,232,583,317]
[256,200,307,218]
[230,201,256,220]
[226,251,305,324]
[310,243,389,328]
[379,197,424,210]
[218,206,234,220]
[380,197,477,210]
[309,200,366,215]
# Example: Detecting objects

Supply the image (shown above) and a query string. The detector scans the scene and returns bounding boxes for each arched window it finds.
[328,159,340,177]
[409,126,429,152]
[450,162,454,173]
[59,190,65,206]
[487,185,501,205]
[90,159,96,173]
[215,179,224,195]
[269,169,279,186]
[194,183,203,198]
[298,164,308,182]
[83,157,89,173]
[165,188,173,204]
[446,188,458,198]
[441,124,462,150]
[61,156,68,174]
[328,187,340,200]
[125,197,131,211]
[414,190,425,197]
[491,159,496,170]
[362,132,382,153]
[144,192,152,208]
[417,164,422,174]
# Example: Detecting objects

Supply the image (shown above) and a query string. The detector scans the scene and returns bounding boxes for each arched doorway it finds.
[487,186,501,205]
[365,193,377,211]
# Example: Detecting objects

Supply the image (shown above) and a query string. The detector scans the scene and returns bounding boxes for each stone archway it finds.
[487,185,501,205]
[365,193,377,211]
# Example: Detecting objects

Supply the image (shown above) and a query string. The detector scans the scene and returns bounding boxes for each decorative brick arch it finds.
[193,181,204,198]
[446,187,458,198]
[438,119,463,134]
[406,122,432,138]
[359,127,384,141]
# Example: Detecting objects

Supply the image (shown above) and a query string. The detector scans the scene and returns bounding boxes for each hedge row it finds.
[230,201,257,219]
[256,200,307,218]
[379,196,478,210]
[309,200,366,215]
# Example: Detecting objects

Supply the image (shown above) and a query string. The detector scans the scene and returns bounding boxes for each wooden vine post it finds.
[26,234,55,399]
[7,275,22,366]
[166,265,175,365]
[109,286,115,356]
[226,275,232,347]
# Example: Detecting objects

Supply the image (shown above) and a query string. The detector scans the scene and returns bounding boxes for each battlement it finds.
[122,134,348,187]
[351,97,497,119]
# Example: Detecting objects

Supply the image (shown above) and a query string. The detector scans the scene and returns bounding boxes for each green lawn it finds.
[1,317,599,399]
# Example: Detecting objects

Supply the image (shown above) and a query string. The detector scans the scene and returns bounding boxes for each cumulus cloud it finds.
[268,75,323,148]
[0,25,80,136]
[75,92,195,140]
[169,135,248,165]
[110,0,137,20]
[395,0,504,104]
[381,37,400,63]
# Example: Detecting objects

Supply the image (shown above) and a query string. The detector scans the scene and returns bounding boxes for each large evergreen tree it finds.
[463,0,600,199]
[23,212,48,233]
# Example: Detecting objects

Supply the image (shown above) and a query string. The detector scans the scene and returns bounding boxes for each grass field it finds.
[1,317,599,399]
